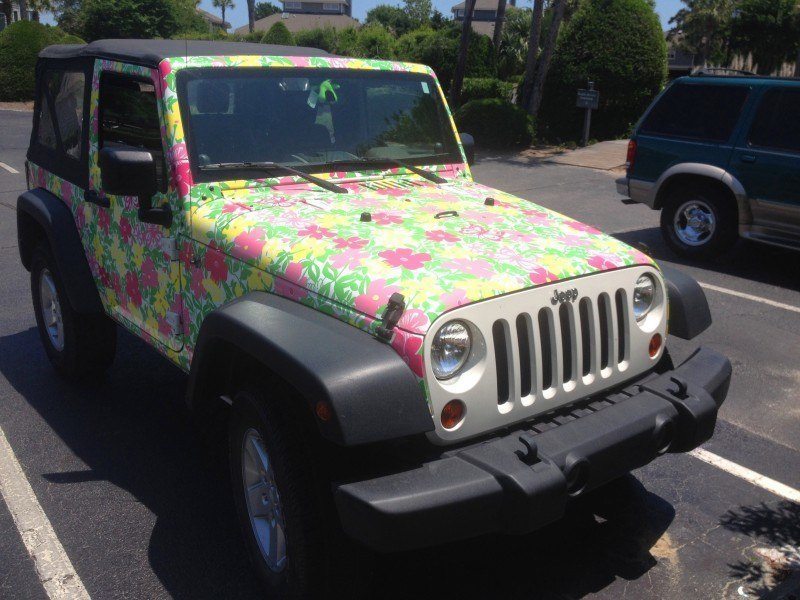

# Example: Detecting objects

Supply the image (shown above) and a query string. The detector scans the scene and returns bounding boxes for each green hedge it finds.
[454,98,534,147]
[538,0,667,142]
[460,77,515,104]
[0,21,83,102]
[261,22,294,45]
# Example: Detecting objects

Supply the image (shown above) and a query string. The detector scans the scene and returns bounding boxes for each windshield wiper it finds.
[199,161,348,194]
[325,157,448,184]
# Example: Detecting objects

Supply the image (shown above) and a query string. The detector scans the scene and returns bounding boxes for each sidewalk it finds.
[545,140,628,170]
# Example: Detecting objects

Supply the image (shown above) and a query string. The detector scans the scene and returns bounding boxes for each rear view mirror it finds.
[99,146,171,227]
[459,132,475,166]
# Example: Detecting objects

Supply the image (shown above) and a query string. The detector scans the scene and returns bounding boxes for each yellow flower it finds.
[539,254,574,275]
[132,243,144,267]
[110,239,126,265]
[247,269,273,291]
[202,279,225,303]
[145,315,159,333]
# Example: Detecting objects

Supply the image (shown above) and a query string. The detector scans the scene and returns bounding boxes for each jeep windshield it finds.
[177,68,463,183]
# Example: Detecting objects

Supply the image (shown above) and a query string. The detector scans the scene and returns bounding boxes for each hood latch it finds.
[375,293,405,342]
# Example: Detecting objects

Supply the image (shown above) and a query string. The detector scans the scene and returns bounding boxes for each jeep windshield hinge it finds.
[375,293,405,342]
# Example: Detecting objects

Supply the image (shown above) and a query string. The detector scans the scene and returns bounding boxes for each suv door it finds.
[90,68,183,352]
[729,86,800,243]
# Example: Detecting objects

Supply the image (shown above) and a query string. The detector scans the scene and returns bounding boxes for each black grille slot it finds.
[579,297,592,377]
[493,320,511,404]
[598,293,611,370]
[516,314,533,398]
[559,303,573,384]
[615,290,627,363]
[538,308,554,390]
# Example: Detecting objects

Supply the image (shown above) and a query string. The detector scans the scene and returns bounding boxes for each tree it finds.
[365,5,414,36]
[450,0,477,105]
[404,0,432,26]
[1,0,12,25]
[255,1,280,19]
[527,0,566,117]
[497,6,531,79]
[213,0,235,27]
[247,0,255,32]
[52,0,83,35]
[492,0,508,56]
[730,0,798,75]
[79,0,198,40]
[667,0,736,67]
[519,0,544,110]
[538,0,667,141]
[261,20,293,44]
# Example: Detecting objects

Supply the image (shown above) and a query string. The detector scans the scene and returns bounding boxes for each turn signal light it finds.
[649,333,663,358]
[626,139,637,173]
[315,400,333,422]
[441,400,465,430]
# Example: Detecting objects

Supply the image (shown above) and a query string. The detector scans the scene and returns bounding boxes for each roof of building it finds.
[234,13,359,35]
[469,20,495,36]
[196,7,231,29]
[38,39,329,67]
[452,0,500,11]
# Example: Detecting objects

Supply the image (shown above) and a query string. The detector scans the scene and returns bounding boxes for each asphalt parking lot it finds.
[1,108,799,599]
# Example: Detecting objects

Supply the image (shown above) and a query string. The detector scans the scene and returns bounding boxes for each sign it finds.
[576,89,599,110]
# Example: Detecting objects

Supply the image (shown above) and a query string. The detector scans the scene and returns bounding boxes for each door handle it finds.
[85,189,110,208]
[740,154,757,164]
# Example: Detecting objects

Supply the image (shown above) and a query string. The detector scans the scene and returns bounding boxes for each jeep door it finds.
[729,85,800,243]
[89,66,183,352]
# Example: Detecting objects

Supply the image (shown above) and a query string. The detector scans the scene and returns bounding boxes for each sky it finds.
[197,0,685,31]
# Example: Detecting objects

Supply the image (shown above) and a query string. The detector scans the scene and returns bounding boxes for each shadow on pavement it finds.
[612,228,800,293]
[0,326,676,599]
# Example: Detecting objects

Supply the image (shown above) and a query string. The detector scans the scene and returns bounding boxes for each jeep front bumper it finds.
[334,347,731,552]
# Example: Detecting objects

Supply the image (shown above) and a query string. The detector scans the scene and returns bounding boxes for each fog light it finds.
[649,333,662,358]
[441,400,465,430]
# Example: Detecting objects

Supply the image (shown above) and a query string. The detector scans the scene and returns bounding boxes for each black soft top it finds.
[39,39,329,68]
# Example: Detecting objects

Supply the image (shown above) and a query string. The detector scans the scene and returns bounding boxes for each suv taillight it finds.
[626,140,637,174]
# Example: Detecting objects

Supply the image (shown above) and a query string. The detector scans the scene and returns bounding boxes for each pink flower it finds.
[119,217,132,243]
[173,160,192,198]
[463,210,503,225]
[169,143,188,164]
[529,267,559,285]
[372,212,403,226]
[140,258,159,288]
[460,224,488,237]
[190,268,205,297]
[331,249,368,269]
[391,331,424,377]
[425,230,460,243]
[587,254,624,271]
[234,228,267,261]
[275,262,308,300]
[440,288,469,309]
[298,224,335,239]
[444,258,494,278]
[395,308,430,335]
[204,245,228,283]
[222,202,250,214]
[98,208,110,233]
[334,236,368,250]
[125,272,142,307]
[354,279,400,315]
[565,220,601,234]
[379,248,431,270]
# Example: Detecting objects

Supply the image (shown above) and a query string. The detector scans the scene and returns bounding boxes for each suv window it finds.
[748,88,800,154]
[640,83,749,143]
[36,70,86,159]
[99,73,166,187]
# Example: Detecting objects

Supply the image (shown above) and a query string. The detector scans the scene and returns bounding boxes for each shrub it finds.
[365,5,415,37]
[454,98,534,147]
[538,0,667,142]
[0,21,76,102]
[294,27,339,53]
[341,24,395,58]
[79,0,196,40]
[261,22,294,45]
[461,77,515,104]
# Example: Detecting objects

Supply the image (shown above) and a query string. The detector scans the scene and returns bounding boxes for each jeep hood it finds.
[191,177,653,337]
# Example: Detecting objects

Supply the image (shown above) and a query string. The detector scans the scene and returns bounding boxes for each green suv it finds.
[617,73,800,258]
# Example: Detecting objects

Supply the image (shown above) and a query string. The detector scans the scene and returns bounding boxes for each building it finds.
[0,2,38,31]
[451,0,514,38]
[196,7,231,32]
[666,33,696,79]
[234,0,358,35]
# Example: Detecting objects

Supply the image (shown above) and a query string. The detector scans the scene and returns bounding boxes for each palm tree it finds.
[492,0,508,56]
[450,0,477,106]
[519,0,544,111]
[247,0,255,33]
[668,0,737,67]
[213,0,235,27]
[527,0,565,117]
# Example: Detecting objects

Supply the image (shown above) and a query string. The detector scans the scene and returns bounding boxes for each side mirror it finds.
[99,146,171,227]
[459,132,475,166]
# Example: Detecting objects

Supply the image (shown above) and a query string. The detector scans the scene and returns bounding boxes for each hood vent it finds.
[358,178,426,192]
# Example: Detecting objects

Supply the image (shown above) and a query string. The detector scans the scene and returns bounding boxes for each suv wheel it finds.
[228,381,369,597]
[660,185,738,258]
[31,243,117,380]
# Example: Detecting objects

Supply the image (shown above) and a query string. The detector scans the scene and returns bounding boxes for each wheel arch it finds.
[186,292,434,447]
[17,188,105,314]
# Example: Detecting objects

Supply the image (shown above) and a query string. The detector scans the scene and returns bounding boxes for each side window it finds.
[640,83,750,143]
[35,69,86,159]
[748,88,800,154]
[99,73,166,188]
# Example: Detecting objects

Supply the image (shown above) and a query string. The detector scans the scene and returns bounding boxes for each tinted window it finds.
[640,83,749,143]
[748,88,800,153]
[36,70,85,158]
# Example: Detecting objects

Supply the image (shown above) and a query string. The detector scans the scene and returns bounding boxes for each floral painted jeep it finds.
[18,40,732,595]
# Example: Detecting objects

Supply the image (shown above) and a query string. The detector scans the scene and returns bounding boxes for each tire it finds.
[660,184,738,258]
[30,243,117,380]
[228,380,369,598]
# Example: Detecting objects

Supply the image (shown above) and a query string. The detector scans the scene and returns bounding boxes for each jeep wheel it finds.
[31,244,116,380]
[229,382,369,597]
[660,186,738,258]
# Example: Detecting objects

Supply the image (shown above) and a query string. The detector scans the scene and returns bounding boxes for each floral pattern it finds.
[28,52,655,408]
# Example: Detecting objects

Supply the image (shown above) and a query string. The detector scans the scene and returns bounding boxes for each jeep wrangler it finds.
[18,40,732,596]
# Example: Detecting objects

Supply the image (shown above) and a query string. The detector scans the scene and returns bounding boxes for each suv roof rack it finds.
[691,67,756,77]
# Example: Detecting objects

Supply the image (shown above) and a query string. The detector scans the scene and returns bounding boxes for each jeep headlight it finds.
[431,320,471,379]
[633,274,657,322]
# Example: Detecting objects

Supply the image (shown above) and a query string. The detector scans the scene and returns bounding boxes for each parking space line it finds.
[698,281,800,315]
[0,426,91,599]
[0,162,19,174]
[690,448,800,503]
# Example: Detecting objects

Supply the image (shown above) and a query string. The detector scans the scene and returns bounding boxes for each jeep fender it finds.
[17,188,104,314]
[186,292,434,446]
[660,265,712,340]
